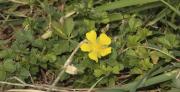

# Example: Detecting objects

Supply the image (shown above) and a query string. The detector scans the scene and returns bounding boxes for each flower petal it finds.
[80,43,91,52]
[86,30,97,43]
[100,47,112,57]
[99,33,111,45]
[88,51,98,62]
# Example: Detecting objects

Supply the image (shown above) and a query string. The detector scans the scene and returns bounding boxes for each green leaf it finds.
[69,40,79,51]
[3,59,16,73]
[136,47,149,58]
[15,30,34,43]
[29,49,38,64]
[19,68,29,77]
[127,2,164,13]
[84,19,95,30]
[126,49,137,57]
[30,66,39,75]
[95,0,159,11]
[131,67,143,74]
[128,17,142,31]
[165,34,179,48]
[139,58,153,70]
[128,58,139,67]
[45,53,57,63]
[106,66,112,72]
[40,63,47,69]
[127,35,140,46]
[0,49,14,58]
[94,69,104,77]
[137,28,152,41]
[108,48,117,61]
[52,21,68,39]
[156,48,172,62]
[112,66,120,74]
[51,40,70,55]
[158,37,172,48]
[54,55,67,68]
[32,38,45,48]
[64,18,75,37]
[158,34,179,49]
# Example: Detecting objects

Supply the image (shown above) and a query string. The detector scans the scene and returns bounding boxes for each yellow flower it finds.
[80,30,112,62]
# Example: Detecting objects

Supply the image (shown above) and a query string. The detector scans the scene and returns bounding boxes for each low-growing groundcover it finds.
[0,0,180,92]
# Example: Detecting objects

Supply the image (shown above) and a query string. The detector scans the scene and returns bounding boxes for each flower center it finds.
[90,41,103,56]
